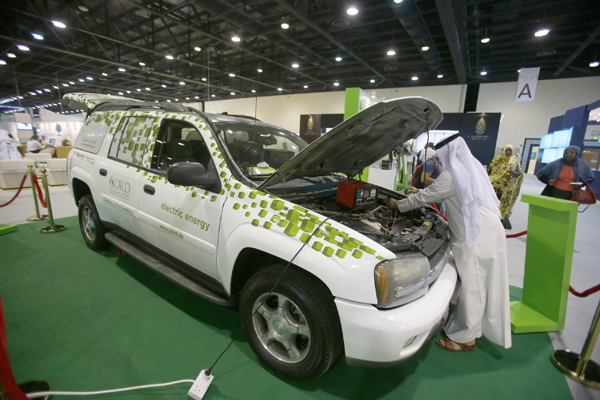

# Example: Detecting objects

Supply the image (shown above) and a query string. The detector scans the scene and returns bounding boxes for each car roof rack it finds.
[91,101,193,114]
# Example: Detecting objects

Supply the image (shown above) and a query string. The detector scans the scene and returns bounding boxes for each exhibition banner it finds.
[515,67,540,103]
[299,114,322,144]
[459,113,502,166]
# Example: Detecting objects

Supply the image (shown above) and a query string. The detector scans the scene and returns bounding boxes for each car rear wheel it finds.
[78,195,109,251]
[239,265,343,380]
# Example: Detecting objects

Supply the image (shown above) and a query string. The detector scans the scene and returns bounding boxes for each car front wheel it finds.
[78,195,109,251]
[239,265,343,380]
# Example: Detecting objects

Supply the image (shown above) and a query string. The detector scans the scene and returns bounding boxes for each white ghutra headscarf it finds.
[435,135,500,248]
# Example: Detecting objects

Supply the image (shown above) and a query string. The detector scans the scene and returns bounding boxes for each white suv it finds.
[66,93,458,380]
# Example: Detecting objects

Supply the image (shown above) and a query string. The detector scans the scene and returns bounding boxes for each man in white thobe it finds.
[388,134,511,351]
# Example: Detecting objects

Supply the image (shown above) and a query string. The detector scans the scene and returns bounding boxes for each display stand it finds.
[511,194,578,333]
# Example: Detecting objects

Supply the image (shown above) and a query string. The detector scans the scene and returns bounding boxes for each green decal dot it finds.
[300,233,310,243]
[249,192,258,199]
[263,221,272,229]
[352,250,363,259]
[234,183,241,189]
[243,204,248,209]
[286,209,302,223]
[300,219,316,233]
[220,189,225,195]
[252,219,259,227]
[210,196,217,202]
[258,210,268,218]
[192,191,197,198]
[270,200,286,211]
[260,200,268,208]
[312,241,323,251]
[220,171,227,178]
[314,229,325,238]
[270,215,281,223]
[284,223,299,237]
[245,212,251,217]
[376,256,386,261]
[322,247,335,257]
[277,220,288,228]
[230,192,235,197]
[251,203,257,208]
[335,249,347,259]
[293,205,307,213]
[359,245,376,255]
[238,192,245,199]
[233,203,241,210]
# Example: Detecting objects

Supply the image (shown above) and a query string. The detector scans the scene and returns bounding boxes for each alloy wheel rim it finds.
[81,206,96,242]
[252,292,311,364]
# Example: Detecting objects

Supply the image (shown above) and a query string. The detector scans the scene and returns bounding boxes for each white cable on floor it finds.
[26,379,195,398]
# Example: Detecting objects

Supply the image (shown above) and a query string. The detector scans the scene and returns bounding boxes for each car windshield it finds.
[216,122,308,178]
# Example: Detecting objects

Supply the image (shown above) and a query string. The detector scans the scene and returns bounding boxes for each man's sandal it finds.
[436,338,477,352]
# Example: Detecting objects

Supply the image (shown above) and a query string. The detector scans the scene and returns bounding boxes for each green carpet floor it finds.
[1,216,572,399]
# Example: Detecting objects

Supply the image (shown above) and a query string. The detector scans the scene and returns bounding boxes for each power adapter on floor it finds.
[187,369,213,400]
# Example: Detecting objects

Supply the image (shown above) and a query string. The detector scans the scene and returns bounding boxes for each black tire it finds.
[239,265,343,380]
[78,195,109,251]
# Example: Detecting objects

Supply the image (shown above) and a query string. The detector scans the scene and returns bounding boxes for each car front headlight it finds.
[374,253,432,309]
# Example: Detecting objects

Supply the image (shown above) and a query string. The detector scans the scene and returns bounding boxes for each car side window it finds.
[150,119,212,172]
[109,117,155,166]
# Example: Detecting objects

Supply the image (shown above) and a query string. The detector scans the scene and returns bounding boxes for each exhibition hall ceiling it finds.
[0,0,599,112]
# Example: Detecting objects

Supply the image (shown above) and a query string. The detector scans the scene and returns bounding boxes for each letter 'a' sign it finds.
[515,67,540,102]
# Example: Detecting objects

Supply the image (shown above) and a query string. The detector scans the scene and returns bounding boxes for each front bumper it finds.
[335,263,458,366]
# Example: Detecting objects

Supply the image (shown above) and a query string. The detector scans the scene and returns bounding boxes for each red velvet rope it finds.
[32,175,47,208]
[0,174,27,208]
[0,296,28,400]
[506,230,527,238]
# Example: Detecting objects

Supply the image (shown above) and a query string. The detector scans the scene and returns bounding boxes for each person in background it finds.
[27,134,44,154]
[416,142,435,166]
[487,144,523,229]
[0,129,22,160]
[420,148,443,187]
[387,134,511,352]
[537,146,595,200]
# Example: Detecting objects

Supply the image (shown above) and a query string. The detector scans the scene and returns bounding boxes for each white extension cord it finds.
[26,379,196,399]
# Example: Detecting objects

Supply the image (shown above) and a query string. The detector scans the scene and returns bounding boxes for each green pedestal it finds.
[511,194,578,333]
[0,224,17,236]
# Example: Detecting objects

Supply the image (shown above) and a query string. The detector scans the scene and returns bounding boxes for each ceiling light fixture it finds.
[535,29,550,37]
[231,35,241,42]
[589,61,599,67]
[421,46,429,51]
[145,87,151,91]
[333,82,340,86]
[229,73,235,77]
[17,45,30,51]
[78,78,84,82]
[347,7,358,15]
[257,68,263,73]
[167,99,171,102]
[165,54,174,60]
[251,90,256,93]
[186,97,190,100]
[32,33,44,40]
[126,90,131,93]
[393,0,403,3]
[201,77,207,82]
[194,47,201,51]
[277,87,283,92]
[518,69,522,73]
[335,56,342,62]
[0,60,6,65]
[139,62,145,66]
[102,72,108,76]
[437,74,443,78]
[281,23,289,29]
[162,84,167,87]
[62,83,69,87]
[53,86,59,89]
[212,94,216,97]
[118,92,123,95]
[86,76,93,80]
[411,76,418,81]
[52,21,67,29]
[7,53,16,58]
[175,98,179,101]
[481,37,490,43]
[303,85,308,88]
[136,88,141,92]
[70,81,75,84]
[179,81,185,85]
[230,92,235,95]
[195,96,199,99]
[118,68,126,72]
[292,62,299,68]
[370,79,375,83]
[480,70,488,75]
[387,49,396,56]
[78,5,89,12]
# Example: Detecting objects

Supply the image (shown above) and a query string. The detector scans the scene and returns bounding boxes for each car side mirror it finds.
[167,162,220,190]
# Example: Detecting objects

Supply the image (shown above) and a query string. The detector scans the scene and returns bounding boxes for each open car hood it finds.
[62,93,141,111]
[258,97,442,189]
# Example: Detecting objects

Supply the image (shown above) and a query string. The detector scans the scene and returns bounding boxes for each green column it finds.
[511,194,578,333]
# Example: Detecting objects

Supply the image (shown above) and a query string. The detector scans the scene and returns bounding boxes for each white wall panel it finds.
[477,76,600,149]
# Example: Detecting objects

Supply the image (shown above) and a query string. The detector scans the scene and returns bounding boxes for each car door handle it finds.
[99,168,107,176]
[144,185,155,195]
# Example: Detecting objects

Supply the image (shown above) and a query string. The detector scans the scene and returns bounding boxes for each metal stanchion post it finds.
[551,298,600,388]
[39,168,66,234]
[26,164,48,221]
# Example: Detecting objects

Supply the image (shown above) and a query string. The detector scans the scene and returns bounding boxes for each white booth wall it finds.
[477,76,600,148]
